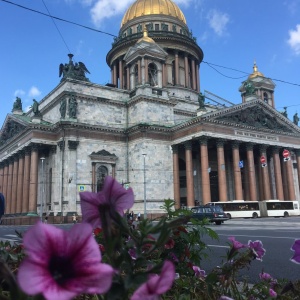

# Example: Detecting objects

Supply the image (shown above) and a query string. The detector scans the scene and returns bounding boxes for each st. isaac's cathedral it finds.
[1,0,300,224]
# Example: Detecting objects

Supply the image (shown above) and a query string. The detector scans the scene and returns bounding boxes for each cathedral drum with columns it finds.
[1,0,300,224]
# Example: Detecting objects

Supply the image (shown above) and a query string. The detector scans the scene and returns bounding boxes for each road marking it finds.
[218,233,298,240]
[207,244,229,248]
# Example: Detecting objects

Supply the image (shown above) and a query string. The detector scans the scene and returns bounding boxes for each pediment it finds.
[89,149,118,163]
[0,117,27,146]
[124,42,167,62]
[90,149,116,157]
[201,100,300,134]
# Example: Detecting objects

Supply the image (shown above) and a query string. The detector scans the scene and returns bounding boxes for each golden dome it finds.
[248,61,264,79]
[121,0,186,27]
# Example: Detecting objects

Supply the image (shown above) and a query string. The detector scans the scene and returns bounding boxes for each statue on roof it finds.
[244,80,255,96]
[281,107,288,118]
[31,99,40,116]
[59,54,90,82]
[198,92,205,109]
[12,97,22,111]
[293,112,299,126]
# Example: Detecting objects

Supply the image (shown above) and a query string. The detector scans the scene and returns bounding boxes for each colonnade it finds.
[172,138,299,209]
[0,143,52,215]
[110,51,200,92]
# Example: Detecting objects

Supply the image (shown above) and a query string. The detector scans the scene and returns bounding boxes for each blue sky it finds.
[1,0,300,128]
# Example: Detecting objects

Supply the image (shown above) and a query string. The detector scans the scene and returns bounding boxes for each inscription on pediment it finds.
[216,106,293,132]
[0,120,26,146]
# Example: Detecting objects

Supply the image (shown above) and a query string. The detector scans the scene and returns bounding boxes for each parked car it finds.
[190,205,228,225]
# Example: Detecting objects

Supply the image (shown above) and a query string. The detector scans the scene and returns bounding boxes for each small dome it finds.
[137,27,155,44]
[121,0,186,27]
[248,62,264,79]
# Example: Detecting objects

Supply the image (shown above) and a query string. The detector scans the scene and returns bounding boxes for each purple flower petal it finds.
[290,239,300,264]
[17,222,114,300]
[269,288,277,297]
[248,240,266,261]
[80,176,134,228]
[131,261,175,300]
[192,266,206,278]
[259,272,272,281]
[228,236,245,250]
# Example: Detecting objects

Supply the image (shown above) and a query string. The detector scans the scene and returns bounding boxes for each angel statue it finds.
[59,54,90,82]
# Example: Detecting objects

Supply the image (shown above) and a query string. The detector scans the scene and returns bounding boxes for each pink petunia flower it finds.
[131,261,175,300]
[80,176,134,228]
[259,272,272,281]
[228,236,245,250]
[17,222,114,300]
[248,240,266,261]
[192,266,206,278]
[290,239,300,264]
[269,288,277,297]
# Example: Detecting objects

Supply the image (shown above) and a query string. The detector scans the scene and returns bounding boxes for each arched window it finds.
[263,92,268,103]
[172,60,176,85]
[97,166,108,192]
[148,63,158,86]
[134,64,138,86]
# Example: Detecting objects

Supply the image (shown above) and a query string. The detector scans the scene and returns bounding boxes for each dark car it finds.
[191,205,228,225]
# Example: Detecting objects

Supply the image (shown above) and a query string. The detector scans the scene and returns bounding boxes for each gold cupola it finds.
[248,61,264,79]
[121,0,187,27]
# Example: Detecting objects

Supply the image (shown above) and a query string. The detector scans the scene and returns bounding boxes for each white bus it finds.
[208,200,300,219]
[259,200,299,217]
[208,201,260,219]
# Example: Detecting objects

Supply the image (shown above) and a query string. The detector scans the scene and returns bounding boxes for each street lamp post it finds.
[142,154,147,219]
[40,157,45,221]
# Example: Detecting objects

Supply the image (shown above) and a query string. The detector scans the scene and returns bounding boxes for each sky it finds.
[1,0,300,128]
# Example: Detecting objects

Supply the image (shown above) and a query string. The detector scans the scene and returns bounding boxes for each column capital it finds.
[17,150,25,159]
[171,144,179,154]
[4,160,9,167]
[50,145,57,154]
[245,142,255,151]
[30,143,40,152]
[259,144,268,153]
[232,140,241,149]
[92,162,97,166]
[184,141,192,150]
[24,146,31,156]
[68,140,79,150]
[294,149,300,156]
[198,136,209,146]
[271,146,280,155]
[8,157,14,164]
[216,139,226,148]
[57,140,65,151]
[0,162,4,168]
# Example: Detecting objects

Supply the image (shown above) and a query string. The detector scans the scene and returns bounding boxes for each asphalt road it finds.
[1,217,300,283]
[201,217,300,283]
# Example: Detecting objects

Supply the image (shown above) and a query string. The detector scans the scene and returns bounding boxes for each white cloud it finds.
[207,9,229,37]
[88,0,196,26]
[288,24,300,55]
[173,0,194,7]
[90,0,134,26]
[28,86,41,98]
[14,89,25,97]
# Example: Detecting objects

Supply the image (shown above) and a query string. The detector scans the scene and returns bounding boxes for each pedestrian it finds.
[137,212,141,221]
[72,214,77,224]
[44,216,48,224]
[0,192,5,225]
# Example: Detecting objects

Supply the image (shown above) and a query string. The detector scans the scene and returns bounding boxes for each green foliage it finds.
[1,199,300,299]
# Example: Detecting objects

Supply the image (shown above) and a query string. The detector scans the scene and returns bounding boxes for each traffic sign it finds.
[261,163,267,168]
[283,149,290,158]
[78,185,86,192]
[260,156,266,164]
